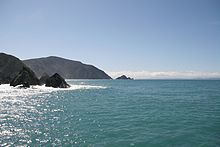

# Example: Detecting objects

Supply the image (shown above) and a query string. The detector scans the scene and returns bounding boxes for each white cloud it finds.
[107,71,220,79]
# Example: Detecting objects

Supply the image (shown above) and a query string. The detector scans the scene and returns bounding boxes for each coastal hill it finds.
[23,56,112,79]
[0,53,37,84]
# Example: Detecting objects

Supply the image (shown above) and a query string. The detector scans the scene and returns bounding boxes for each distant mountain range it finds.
[23,56,111,79]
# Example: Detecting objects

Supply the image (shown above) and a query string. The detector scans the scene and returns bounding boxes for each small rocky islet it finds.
[116,75,134,80]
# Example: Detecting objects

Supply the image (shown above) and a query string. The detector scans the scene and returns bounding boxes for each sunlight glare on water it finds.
[0,80,220,146]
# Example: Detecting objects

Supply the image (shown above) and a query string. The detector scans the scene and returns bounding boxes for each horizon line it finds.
[106,71,220,79]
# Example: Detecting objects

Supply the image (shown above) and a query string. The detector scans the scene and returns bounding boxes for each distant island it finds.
[116,75,134,80]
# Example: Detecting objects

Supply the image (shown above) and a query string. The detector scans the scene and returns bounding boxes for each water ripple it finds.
[0,80,220,146]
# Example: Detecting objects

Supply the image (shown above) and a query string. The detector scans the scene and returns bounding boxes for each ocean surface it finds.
[0,80,220,146]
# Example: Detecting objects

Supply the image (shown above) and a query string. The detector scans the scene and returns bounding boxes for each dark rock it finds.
[10,66,40,87]
[116,75,133,80]
[39,72,49,85]
[23,56,112,79]
[45,73,70,88]
[0,53,26,84]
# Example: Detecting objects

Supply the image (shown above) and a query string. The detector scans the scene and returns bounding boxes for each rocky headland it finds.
[0,53,69,88]
[0,52,113,88]
[0,53,27,84]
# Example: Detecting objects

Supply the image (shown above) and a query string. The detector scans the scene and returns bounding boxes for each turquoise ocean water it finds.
[0,80,220,146]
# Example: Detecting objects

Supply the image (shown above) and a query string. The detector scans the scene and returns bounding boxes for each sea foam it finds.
[0,84,106,99]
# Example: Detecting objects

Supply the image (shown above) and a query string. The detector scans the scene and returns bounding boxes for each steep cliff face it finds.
[23,56,112,79]
[0,53,26,84]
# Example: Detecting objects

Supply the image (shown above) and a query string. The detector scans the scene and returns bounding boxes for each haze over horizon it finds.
[1,0,220,79]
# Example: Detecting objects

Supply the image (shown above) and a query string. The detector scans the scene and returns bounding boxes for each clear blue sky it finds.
[1,0,220,74]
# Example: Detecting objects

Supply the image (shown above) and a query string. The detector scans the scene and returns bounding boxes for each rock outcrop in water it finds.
[23,56,112,79]
[116,75,133,80]
[45,73,70,88]
[10,66,40,87]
